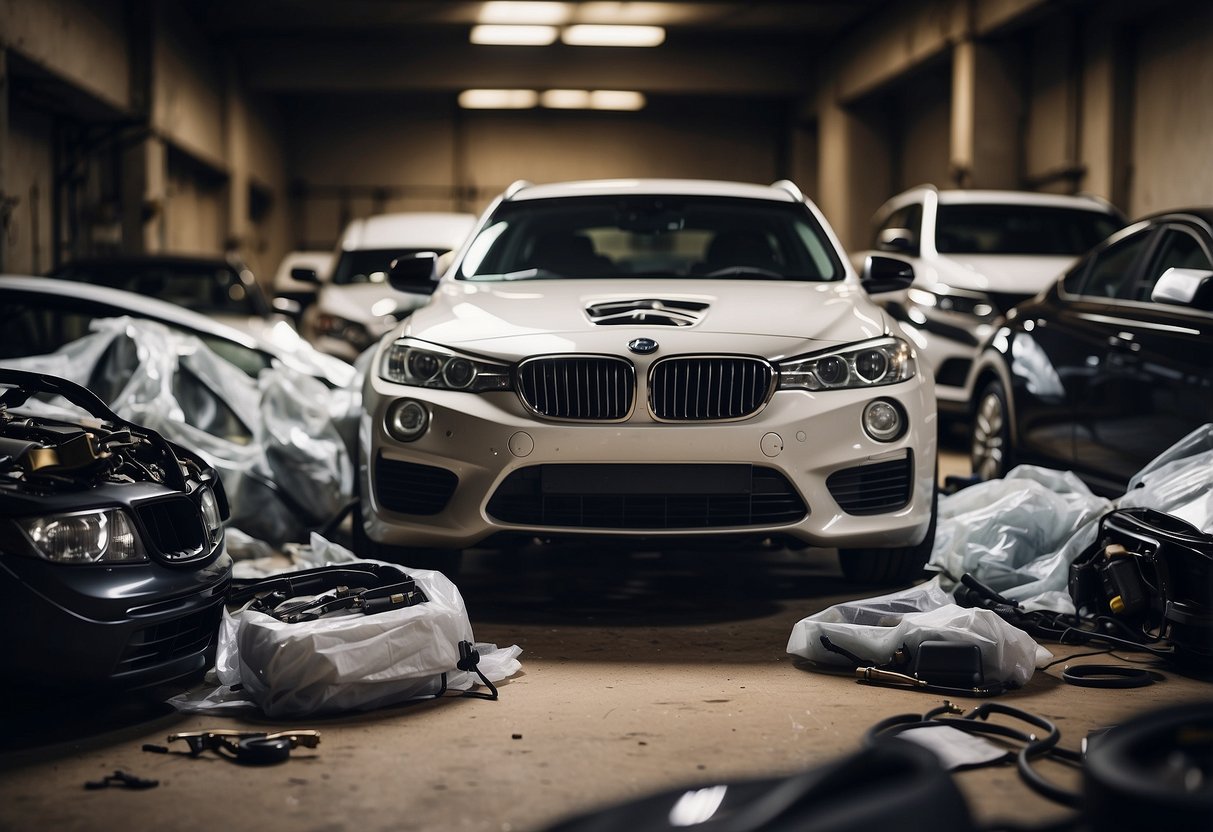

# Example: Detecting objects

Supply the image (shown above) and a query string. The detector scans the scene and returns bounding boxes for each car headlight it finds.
[778,337,916,391]
[17,509,147,564]
[379,338,512,392]
[906,286,995,319]
[198,486,224,546]
[316,314,375,350]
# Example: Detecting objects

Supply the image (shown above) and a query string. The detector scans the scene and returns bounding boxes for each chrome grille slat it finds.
[518,356,634,421]
[650,356,773,422]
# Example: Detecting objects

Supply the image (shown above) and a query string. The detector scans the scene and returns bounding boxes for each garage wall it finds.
[5,101,54,275]
[1130,6,1213,217]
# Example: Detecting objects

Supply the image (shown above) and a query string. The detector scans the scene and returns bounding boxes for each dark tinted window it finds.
[935,205,1122,255]
[874,203,923,248]
[1131,228,1213,303]
[331,248,449,286]
[52,260,265,317]
[1079,230,1153,299]
[459,196,842,282]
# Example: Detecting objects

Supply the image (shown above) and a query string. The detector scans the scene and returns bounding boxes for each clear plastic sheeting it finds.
[929,466,1112,609]
[1120,424,1213,533]
[786,577,1050,687]
[1,317,354,543]
[171,555,522,718]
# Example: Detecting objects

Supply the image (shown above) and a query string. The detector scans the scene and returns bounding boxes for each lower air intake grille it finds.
[114,600,224,677]
[486,464,806,529]
[826,455,914,515]
[650,356,773,421]
[375,455,459,515]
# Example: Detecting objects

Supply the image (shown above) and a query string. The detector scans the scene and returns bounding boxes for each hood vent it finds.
[586,298,709,327]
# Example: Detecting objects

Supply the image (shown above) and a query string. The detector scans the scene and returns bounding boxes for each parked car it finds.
[273,249,334,311]
[358,179,938,584]
[299,212,477,361]
[48,254,301,344]
[0,275,356,388]
[968,208,1213,495]
[856,186,1124,416]
[0,368,232,689]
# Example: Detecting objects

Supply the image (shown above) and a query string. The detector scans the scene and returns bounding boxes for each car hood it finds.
[931,254,1076,293]
[401,279,891,360]
[318,283,429,326]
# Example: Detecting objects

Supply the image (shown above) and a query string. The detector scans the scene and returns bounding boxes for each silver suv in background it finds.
[854,186,1124,415]
[298,212,477,361]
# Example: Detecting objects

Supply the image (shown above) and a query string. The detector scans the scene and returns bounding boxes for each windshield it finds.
[51,260,266,317]
[331,248,450,286]
[458,196,843,282]
[935,204,1122,255]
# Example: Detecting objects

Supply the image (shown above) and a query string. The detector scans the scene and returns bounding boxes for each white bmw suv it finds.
[855,186,1123,415]
[358,179,938,584]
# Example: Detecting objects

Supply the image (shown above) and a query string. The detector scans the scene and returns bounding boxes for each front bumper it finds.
[360,370,937,550]
[0,549,232,689]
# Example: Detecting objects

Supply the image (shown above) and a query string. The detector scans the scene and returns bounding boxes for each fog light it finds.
[862,399,904,442]
[386,399,430,442]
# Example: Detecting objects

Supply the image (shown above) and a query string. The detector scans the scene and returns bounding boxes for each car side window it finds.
[1077,229,1153,299]
[1129,227,1213,303]
[873,204,922,248]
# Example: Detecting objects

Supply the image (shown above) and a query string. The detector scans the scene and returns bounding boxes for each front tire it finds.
[971,379,1013,481]
[838,488,938,585]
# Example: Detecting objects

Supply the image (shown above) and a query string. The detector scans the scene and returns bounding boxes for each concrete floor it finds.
[1,448,1208,831]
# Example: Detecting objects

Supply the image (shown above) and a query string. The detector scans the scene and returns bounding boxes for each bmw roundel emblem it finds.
[628,338,659,355]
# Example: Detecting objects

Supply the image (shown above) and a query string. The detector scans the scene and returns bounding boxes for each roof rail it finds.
[503,180,533,200]
[770,179,805,202]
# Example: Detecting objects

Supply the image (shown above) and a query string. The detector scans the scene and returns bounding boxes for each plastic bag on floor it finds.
[171,542,522,717]
[1119,424,1213,533]
[2,317,353,543]
[786,576,1050,687]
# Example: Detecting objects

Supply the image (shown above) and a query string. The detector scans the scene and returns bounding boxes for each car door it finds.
[1070,223,1213,487]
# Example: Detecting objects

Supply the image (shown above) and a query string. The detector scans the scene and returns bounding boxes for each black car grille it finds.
[137,498,208,564]
[375,455,459,515]
[649,356,774,421]
[826,456,914,515]
[486,464,807,529]
[517,356,634,420]
[114,600,224,677]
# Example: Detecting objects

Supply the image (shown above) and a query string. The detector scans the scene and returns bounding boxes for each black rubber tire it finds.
[971,379,1014,481]
[351,503,463,576]
[838,487,938,585]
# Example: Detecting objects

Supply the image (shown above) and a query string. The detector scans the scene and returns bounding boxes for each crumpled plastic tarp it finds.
[786,576,1051,686]
[1,317,354,543]
[170,541,522,717]
[788,424,1213,679]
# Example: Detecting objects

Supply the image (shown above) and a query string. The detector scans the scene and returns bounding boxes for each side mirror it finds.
[388,251,440,294]
[877,227,918,256]
[1151,267,1213,309]
[289,267,319,284]
[861,255,915,294]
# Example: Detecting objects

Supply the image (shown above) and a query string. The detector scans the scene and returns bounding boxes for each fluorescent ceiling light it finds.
[470,24,558,45]
[561,24,665,47]
[458,89,540,109]
[479,2,569,25]
[540,89,592,108]
[588,90,646,110]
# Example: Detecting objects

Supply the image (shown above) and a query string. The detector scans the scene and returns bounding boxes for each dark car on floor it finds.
[968,209,1213,495]
[0,370,232,689]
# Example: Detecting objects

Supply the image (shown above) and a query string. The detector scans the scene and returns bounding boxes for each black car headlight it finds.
[379,338,512,392]
[17,508,148,564]
[778,337,916,391]
[198,486,224,547]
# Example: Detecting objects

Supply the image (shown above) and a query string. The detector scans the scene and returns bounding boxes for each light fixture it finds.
[540,89,591,109]
[588,90,646,110]
[458,89,540,109]
[470,24,558,45]
[478,2,570,25]
[561,24,665,47]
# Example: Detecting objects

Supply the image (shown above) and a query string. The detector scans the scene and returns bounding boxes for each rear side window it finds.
[1075,230,1153,299]
[1129,227,1213,303]
[873,204,922,249]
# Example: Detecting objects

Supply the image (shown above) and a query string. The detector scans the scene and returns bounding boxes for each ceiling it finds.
[188,1,890,99]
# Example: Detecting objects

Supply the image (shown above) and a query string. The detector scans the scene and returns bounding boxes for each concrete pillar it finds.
[0,47,9,272]
[816,89,891,252]
[225,62,249,259]
[950,39,1020,189]
[121,136,166,253]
